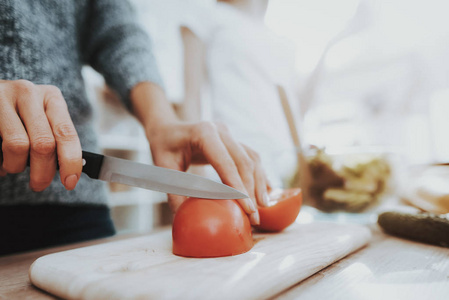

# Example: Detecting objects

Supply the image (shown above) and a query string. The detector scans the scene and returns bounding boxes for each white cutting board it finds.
[30,222,371,300]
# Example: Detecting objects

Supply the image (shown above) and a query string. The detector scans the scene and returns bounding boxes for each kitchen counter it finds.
[276,225,449,300]
[1,224,448,300]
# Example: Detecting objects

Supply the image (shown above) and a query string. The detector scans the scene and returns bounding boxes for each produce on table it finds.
[378,211,449,247]
[254,188,302,232]
[172,189,302,257]
[307,148,391,212]
[323,189,373,212]
[172,198,253,258]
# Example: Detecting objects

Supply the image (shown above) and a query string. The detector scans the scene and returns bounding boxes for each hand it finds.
[0,80,82,191]
[130,82,270,225]
[147,121,271,225]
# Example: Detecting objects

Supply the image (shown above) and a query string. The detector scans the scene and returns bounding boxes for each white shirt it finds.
[182,3,299,186]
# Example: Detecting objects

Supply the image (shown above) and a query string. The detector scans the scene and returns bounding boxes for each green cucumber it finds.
[378,211,449,247]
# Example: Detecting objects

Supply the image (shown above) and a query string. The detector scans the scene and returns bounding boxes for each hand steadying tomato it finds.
[172,198,253,258]
[254,188,302,232]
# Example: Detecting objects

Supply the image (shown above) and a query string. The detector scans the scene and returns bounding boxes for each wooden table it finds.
[1,223,448,300]
[275,225,449,300]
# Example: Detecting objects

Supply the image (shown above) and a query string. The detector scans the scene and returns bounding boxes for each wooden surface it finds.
[28,222,370,300]
[0,233,139,300]
[275,225,449,300]
[2,221,448,300]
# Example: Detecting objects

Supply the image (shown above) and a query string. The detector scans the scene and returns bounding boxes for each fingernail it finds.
[65,174,78,190]
[247,198,257,212]
[263,192,270,207]
[250,212,260,225]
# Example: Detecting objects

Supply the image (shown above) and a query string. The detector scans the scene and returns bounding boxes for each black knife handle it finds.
[0,137,104,180]
[81,151,104,179]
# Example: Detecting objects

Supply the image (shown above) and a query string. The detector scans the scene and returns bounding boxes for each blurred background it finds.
[83,0,449,233]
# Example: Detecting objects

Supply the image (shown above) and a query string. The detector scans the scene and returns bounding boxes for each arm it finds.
[82,0,163,110]
[82,0,268,224]
[130,82,270,225]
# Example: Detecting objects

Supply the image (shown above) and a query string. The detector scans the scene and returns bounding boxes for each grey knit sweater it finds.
[0,0,162,205]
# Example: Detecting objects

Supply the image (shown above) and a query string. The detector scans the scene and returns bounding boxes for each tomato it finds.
[254,188,302,232]
[172,198,253,258]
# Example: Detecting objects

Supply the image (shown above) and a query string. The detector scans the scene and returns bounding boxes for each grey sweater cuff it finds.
[100,44,164,111]
[83,0,165,110]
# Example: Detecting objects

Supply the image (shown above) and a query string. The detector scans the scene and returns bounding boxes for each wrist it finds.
[129,81,180,134]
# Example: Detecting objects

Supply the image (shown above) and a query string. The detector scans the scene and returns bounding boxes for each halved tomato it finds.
[172,198,253,258]
[254,188,302,232]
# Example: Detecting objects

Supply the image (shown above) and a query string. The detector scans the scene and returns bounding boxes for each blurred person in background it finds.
[180,0,299,187]
[0,0,269,256]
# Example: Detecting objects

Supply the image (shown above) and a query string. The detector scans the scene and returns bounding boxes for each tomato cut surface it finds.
[172,198,253,258]
[254,188,302,232]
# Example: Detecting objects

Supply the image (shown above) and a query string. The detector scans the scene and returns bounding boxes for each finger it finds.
[253,163,269,207]
[217,125,257,205]
[43,86,82,190]
[191,123,258,223]
[215,125,261,224]
[16,84,56,191]
[0,101,30,175]
[242,144,270,207]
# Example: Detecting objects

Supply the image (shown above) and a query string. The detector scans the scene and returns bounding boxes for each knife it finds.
[0,137,248,199]
[81,151,248,199]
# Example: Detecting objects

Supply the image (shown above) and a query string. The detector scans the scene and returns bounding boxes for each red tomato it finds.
[172,198,253,258]
[254,188,302,232]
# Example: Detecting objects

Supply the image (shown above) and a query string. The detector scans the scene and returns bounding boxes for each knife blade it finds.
[81,151,248,199]
[0,135,248,199]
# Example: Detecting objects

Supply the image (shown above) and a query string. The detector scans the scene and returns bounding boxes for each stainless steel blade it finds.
[98,156,248,199]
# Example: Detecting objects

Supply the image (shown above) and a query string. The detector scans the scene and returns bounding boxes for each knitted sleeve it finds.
[82,0,164,110]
